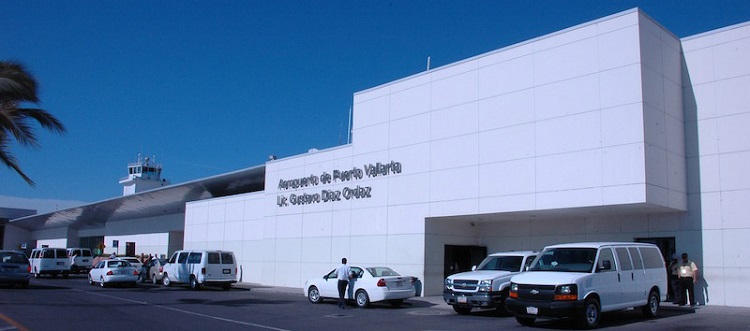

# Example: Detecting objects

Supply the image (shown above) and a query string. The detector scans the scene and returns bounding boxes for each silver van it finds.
[161,250,237,290]
[506,242,667,328]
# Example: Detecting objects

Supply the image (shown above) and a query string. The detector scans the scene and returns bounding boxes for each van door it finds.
[186,252,202,282]
[593,247,621,311]
[176,252,191,283]
[628,247,647,304]
[614,247,637,306]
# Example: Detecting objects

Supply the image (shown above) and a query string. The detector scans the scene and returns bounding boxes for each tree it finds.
[0,60,66,186]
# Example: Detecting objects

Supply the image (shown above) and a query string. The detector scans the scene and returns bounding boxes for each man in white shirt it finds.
[336,257,351,309]
[678,253,699,306]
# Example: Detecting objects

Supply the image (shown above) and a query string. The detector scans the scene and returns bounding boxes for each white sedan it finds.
[304,265,416,308]
[88,259,139,288]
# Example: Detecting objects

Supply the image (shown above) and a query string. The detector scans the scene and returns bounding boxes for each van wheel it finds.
[581,297,601,329]
[222,283,231,291]
[452,305,472,315]
[162,273,171,287]
[62,273,69,279]
[516,316,535,326]
[355,290,370,308]
[642,290,660,317]
[190,276,200,290]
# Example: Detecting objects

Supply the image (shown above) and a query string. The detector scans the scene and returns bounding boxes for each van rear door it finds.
[205,252,236,281]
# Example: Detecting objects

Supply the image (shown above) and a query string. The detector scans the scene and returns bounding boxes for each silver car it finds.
[0,250,30,288]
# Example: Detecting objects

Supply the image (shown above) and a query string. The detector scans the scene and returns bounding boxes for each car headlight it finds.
[445,278,453,290]
[554,284,578,301]
[478,279,492,292]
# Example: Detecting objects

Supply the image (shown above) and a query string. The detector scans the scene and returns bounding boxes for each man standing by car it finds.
[336,257,351,309]
[678,252,699,306]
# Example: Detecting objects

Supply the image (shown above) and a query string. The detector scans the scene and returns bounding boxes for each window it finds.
[43,250,55,258]
[639,247,665,269]
[529,248,597,272]
[477,256,524,271]
[220,252,234,264]
[628,247,644,270]
[596,248,616,272]
[616,247,633,271]
[177,253,188,263]
[168,253,178,264]
[188,252,202,264]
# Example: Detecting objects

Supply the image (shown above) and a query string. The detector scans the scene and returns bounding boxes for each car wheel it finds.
[642,290,660,317]
[152,274,158,285]
[516,316,535,326]
[495,297,513,317]
[307,286,322,303]
[162,273,171,287]
[355,290,370,308]
[581,297,601,329]
[100,276,106,288]
[190,276,200,290]
[88,274,94,286]
[452,305,472,315]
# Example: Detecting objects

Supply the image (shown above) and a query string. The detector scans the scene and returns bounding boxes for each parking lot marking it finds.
[0,312,29,331]
[72,288,289,331]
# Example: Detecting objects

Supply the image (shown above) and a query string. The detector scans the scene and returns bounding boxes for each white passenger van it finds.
[29,248,70,278]
[506,242,667,329]
[67,248,94,274]
[161,250,237,290]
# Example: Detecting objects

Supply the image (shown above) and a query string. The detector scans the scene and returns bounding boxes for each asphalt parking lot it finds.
[1,278,749,331]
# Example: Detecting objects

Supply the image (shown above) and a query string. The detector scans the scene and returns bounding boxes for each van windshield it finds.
[476,256,523,272]
[528,248,597,273]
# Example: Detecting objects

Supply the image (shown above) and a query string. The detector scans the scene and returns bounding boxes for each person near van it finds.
[336,257,352,309]
[668,254,681,303]
[677,253,699,306]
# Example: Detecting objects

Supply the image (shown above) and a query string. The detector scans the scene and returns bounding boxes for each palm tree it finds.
[0,60,66,186]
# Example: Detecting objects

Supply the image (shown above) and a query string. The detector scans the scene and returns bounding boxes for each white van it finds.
[506,242,667,328]
[67,248,94,274]
[29,248,70,278]
[161,250,237,290]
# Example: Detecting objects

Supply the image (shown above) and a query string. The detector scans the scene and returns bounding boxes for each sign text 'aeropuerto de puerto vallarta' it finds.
[276,161,402,207]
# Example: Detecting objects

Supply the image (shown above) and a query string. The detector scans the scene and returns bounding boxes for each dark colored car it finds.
[0,250,31,288]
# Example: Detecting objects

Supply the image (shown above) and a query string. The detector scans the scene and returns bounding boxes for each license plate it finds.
[223,269,231,274]
[396,281,403,287]
[458,295,467,304]
[57,262,65,265]
[526,306,539,315]
[82,259,89,262]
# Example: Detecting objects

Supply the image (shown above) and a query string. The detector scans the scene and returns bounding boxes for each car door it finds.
[319,269,339,298]
[347,267,363,299]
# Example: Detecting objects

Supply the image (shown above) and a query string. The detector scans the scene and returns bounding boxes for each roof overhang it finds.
[10,165,265,231]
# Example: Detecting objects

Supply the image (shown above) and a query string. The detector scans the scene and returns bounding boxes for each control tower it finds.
[119,154,171,196]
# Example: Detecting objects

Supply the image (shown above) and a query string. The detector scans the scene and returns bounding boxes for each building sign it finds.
[276,160,402,207]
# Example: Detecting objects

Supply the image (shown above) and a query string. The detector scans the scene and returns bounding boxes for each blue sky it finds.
[2,1,749,212]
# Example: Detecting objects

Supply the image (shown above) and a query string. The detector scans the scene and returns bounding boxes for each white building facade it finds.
[181,9,748,307]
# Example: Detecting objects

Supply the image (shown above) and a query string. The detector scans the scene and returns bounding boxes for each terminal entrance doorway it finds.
[444,245,486,279]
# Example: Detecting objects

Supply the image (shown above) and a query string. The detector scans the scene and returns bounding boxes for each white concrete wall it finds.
[683,21,750,307]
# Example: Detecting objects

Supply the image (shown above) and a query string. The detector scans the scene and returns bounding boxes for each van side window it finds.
[168,253,178,264]
[615,247,633,271]
[628,247,644,270]
[82,250,93,257]
[220,253,234,264]
[43,250,55,258]
[639,247,665,269]
[188,252,202,264]
[178,253,188,263]
[596,248,616,272]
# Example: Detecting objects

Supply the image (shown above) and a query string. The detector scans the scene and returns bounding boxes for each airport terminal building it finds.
[4,9,750,307]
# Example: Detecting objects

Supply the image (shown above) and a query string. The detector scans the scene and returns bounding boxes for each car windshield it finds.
[365,267,400,277]
[528,248,597,273]
[476,255,523,271]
